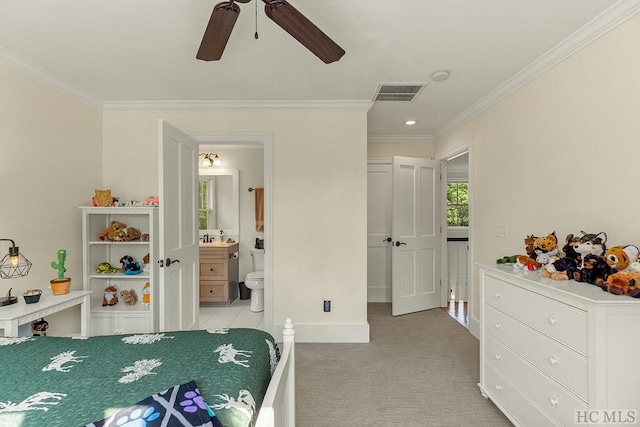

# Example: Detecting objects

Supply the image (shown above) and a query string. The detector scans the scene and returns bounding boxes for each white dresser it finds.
[479,264,640,427]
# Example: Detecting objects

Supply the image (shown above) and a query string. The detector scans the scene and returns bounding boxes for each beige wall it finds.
[367,141,434,158]
[436,14,640,333]
[0,64,103,335]
[103,109,369,340]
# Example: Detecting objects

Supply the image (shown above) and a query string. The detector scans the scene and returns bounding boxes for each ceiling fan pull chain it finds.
[255,0,259,39]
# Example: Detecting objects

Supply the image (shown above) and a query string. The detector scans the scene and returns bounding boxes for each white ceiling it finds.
[0,0,630,139]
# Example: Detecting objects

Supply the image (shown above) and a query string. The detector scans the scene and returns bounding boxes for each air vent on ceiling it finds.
[373,83,427,102]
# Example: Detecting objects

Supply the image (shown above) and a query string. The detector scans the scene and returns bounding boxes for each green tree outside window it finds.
[447,182,469,226]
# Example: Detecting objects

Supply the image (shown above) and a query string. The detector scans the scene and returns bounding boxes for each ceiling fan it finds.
[196,0,345,64]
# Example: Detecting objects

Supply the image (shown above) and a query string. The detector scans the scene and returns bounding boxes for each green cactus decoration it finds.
[51,249,67,279]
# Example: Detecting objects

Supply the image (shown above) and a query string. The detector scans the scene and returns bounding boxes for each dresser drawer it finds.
[484,275,588,354]
[482,363,560,427]
[200,282,227,301]
[483,328,587,426]
[200,261,228,280]
[200,247,229,259]
[483,316,588,401]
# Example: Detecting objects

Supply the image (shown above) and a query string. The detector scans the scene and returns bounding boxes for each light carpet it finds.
[295,303,512,426]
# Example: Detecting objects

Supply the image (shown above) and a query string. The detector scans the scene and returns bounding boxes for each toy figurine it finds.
[51,249,67,279]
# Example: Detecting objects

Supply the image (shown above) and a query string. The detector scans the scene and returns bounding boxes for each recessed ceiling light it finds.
[405,120,417,125]
[431,70,451,82]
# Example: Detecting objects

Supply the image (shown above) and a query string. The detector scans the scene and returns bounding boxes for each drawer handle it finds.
[209,290,213,293]
[549,397,558,406]
[495,323,501,329]
[210,268,215,272]
[548,316,557,325]
[495,384,502,391]
[549,356,558,365]
[495,353,502,361]
[494,292,501,298]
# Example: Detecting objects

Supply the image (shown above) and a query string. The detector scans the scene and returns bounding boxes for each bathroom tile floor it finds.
[199,298,264,330]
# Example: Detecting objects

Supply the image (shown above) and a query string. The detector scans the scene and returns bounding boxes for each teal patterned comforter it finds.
[0,329,279,427]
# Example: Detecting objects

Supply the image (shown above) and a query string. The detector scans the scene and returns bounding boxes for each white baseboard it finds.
[367,287,391,302]
[273,321,370,343]
[469,316,480,339]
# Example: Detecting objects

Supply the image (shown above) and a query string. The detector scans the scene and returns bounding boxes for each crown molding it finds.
[435,0,640,139]
[0,46,103,110]
[103,100,373,112]
[367,135,434,144]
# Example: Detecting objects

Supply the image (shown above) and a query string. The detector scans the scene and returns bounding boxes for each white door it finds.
[158,120,199,331]
[367,162,393,302]
[392,156,441,316]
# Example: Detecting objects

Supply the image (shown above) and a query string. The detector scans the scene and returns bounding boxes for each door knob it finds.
[165,258,180,267]
[395,241,407,246]
[382,237,392,243]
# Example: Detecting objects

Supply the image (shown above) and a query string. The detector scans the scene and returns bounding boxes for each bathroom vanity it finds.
[199,242,239,305]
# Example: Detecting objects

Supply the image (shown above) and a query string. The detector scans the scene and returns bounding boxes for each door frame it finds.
[436,139,476,336]
[192,132,274,336]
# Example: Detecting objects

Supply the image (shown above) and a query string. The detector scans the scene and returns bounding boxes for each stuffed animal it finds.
[514,234,542,270]
[600,270,640,297]
[120,255,141,275]
[533,232,559,266]
[541,234,582,280]
[98,221,141,242]
[122,226,141,241]
[496,255,518,265]
[120,289,138,306]
[102,285,118,306]
[141,282,150,305]
[604,245,639,272]
[573,231,607,268]
[31,318,49,336]
[98,221,127,241]
[573,254,614,286]
[93,190,113,207]
[95,262,119,274]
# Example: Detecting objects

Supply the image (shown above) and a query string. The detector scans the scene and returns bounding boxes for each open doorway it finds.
[192,133,274,334]
[439,147,471,328]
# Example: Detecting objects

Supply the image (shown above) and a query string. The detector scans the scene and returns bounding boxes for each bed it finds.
[0,319,295,427]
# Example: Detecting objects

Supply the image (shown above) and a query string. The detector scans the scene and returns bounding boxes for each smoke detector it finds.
[431,70,451,82]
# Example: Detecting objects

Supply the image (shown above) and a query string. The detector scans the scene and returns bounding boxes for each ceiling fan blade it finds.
[196,2,241,61]
[263,0,345,64]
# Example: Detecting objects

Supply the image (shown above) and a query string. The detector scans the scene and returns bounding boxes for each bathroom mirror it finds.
[198,168,239,236]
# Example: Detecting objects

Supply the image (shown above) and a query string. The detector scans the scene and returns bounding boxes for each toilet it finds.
[245,248,265,312]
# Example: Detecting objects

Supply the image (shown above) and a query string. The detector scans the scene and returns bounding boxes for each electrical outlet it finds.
[496,224,508,239]
[323,300,331,312]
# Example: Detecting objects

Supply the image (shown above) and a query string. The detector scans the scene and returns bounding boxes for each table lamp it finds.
[0,239,32,306]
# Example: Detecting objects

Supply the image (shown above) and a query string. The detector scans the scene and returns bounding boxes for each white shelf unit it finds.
[80,206,159,336]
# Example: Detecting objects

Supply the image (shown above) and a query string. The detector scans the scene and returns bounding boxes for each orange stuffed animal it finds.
[601,270,640,297]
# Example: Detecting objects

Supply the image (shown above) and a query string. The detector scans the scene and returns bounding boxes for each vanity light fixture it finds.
[405,120,417,126]
[0,238,32,306]
[199,153,222,167]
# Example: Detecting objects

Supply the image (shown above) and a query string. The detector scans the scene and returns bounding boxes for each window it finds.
[447,182,469,227]
[199,177,215,230]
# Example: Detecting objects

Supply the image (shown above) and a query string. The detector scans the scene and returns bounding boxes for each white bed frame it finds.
[256,318,295,427]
